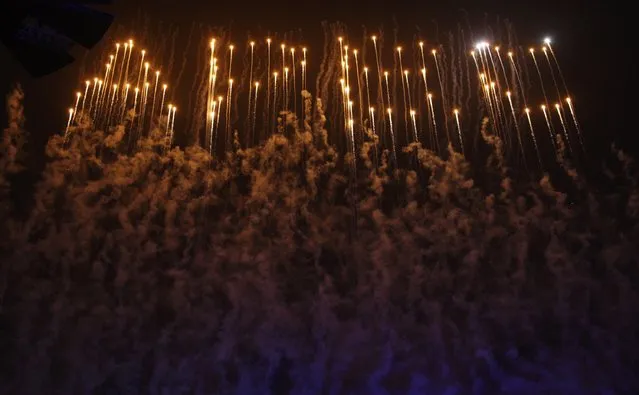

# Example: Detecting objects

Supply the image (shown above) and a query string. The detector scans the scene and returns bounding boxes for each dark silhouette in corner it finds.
[0,0,113,77]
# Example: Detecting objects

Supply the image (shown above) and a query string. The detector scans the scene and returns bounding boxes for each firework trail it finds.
[130,87,140,139]
[544,38,570,98]
[508,51,527,107]
[247,41,255,139]
[123,39,134,91]
[404,70,414,129]
[529,48,550,108]
[565,96,584,149]
[136,50,146,89]
[453,108,464,155]
[525,107,543,168]
[490,81,507,140]
[159,84,167,119]
[205,39,216,147]
[112,42,122,87]
[541,46,563,107]
[225,44,235,145]
[420,68,434,149]
[383,71,391,118]
[170,106,177,143]
[410,109,419,143]
[150,71,160,125]
[397,47,409,132]
[284,67,290,115]
[96,64,109,119]
[487,47,509,134]
[64,108,73,140]
[342,41,349,90]
[88,78,97,114]
[302,47,308,91]
[165,103,173,141]
[419,41,426,71]
[266,38,272,126]
[479,77,499,138]
[369,106,377,139]
[216,96,223,143]
[106,84,118,127]
[541,104,557,152]
[104,54,114,97]
[226,78,233,146]
[281,43,287,112]
[372,35,384,111]
[100,64,113,123]
[554,102,573,155]
[272,71,278,134]
[494,47,511,93]
[96,75,106,117]
[120,83,130,122]
[209,103,216,155]
[91,79,104,123]
[138,64,150,134]
[80,81,90,117]
[291,47,297,116]
[386,108,397,164]
[363,67,371,119]
[72,92,81,123]
[506,91,526,164]
[140,82,150,132]
[252,82,259,141]
[381,70,397,158]
[427,93,439,153]
[470,50,481,77]
[354,49,364,128]
[117,42,128,89]
[432,49,451,143]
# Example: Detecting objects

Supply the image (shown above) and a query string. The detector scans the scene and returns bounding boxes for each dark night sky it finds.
[0,0,635,157]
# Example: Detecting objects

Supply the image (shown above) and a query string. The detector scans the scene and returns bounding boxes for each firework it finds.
[453,108,464,155]
[64,29,584,173]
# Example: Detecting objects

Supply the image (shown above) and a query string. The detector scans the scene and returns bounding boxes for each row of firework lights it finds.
[64,34,581,162]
